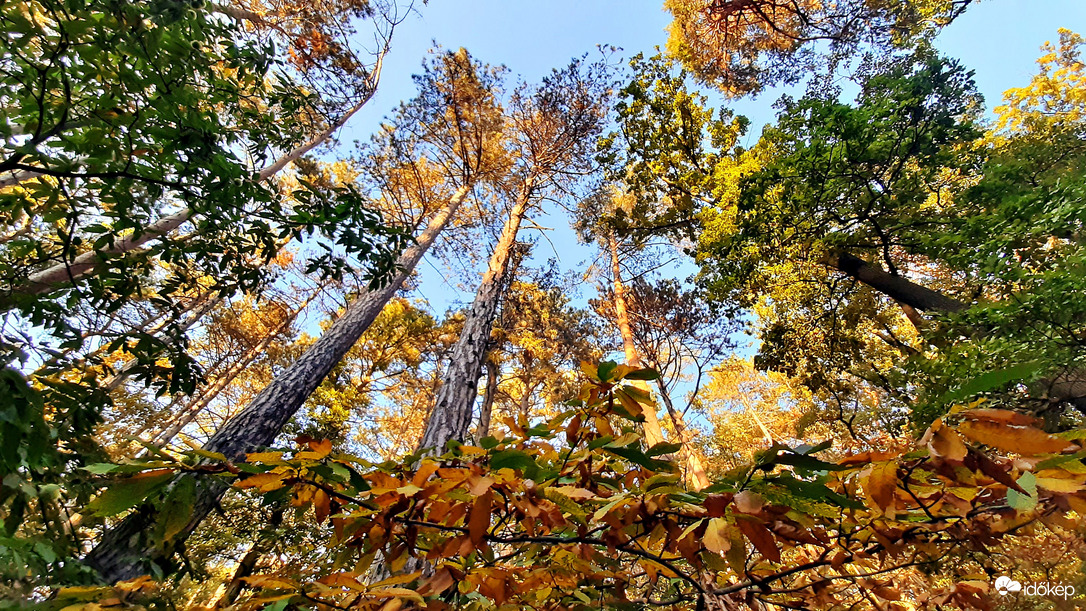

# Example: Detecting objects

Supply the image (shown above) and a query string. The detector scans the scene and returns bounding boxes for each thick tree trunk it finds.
[84,185,471,583]
[607,232,666,447]
[417,189,533,452]
[820,251,967,313]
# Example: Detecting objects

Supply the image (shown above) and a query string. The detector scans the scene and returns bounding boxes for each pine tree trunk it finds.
[146,290,317,451]
[655,379,710,490]
[607,232,666,447]
[84,185,471,583]
[477,357,499,439]
[417,188,532,452]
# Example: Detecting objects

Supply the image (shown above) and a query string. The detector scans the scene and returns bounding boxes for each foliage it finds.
[663,0,977,93]
[59,363,1086,610]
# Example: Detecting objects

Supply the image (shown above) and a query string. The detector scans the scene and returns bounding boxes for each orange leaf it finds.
[735,515,780,563]
[926,420,967,462]
[961,409,1040,427]
[958,420,1075,455]
[863,461,898,513]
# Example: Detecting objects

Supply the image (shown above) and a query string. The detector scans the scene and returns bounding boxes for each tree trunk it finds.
[655,379,711,490]
[820,251,968,313]
[607,231,666,447]
[417,188,533,452]
[84,185,471,583]
[477,357,499,439]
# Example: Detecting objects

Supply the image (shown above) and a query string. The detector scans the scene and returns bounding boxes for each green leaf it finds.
[937,362,1044,406]
[84,471,175,517]
[490,449,537,472]
[604,445,673,472]
[645,442,683,457]
[1007,471,1038,512]
[623,368,660,381]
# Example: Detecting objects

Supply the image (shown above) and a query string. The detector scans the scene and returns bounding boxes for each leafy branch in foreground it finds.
[63,363,1086,610]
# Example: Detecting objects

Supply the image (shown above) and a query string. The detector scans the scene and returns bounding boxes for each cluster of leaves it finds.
[59,363,1086,610]
[663,0,976,94]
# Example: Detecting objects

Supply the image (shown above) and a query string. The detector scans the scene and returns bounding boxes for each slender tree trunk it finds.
[16,51,387,297]
[477,357,499,439]
[655,379,710,490]
[146,291,317,452]
[212,509,283,609]
[607,231,666,447]
[84,185,472,583]
[417,188,533,452]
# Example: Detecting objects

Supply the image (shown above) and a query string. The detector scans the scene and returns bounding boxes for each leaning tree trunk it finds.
[416,188,533,452]
[607,231,666,447]
[655,379,711,490]
[144,289,319,452]
[15,51,387,298]
[821,250,1086,410]
[84,185,472,583]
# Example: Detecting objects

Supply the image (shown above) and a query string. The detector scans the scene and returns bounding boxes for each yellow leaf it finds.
[704,517,731,555]
[246,451,285,463]
[235,473,289,492]
[958,420,1076,455]
[370,587,425,603]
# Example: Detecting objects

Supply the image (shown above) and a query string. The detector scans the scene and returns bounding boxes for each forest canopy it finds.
[2,0,1086,609]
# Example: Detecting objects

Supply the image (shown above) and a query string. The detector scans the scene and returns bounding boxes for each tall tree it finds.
[82,48,506,582]
[664,0,976,93]
[418,58,611,451]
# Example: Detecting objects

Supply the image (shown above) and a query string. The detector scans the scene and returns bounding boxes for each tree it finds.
[418,58,611,452]
[81,48,506,583]
[663,0,977,94]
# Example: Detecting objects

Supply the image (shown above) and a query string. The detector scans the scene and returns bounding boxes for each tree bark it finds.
[417,188,533,452]
[84,185,471,583]
[477,357,499,439]
[607,231,666,447]
[655,379,711,490]
[820,251,967,313]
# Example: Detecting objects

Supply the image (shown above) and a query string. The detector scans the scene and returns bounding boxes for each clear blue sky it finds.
[337,0,1086,318]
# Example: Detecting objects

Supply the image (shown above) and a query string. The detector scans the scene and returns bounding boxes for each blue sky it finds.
[336,0,1086,320]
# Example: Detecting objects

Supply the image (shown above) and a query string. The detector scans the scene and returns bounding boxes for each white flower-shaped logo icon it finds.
[995,576,1023,595]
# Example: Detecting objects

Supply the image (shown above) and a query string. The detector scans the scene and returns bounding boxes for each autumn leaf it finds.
[735,514,780,563]
[704,517,731,554]
[468,490,493,547]
[958,420,1076,455]
[863,461,898,515]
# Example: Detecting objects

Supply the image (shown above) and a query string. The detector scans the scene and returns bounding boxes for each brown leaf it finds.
[863,461,898,513]
[735,515,780,563]
[468,490,492,547]
[958,420,1075,455]
[704,493,733,517]
[733,490,764,514]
